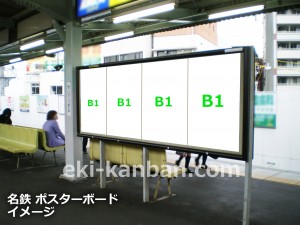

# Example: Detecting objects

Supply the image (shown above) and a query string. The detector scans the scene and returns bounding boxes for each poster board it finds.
[77,47,254,161]
[19,96,30,112]
[37,95,49,113]
[254,92,276,128]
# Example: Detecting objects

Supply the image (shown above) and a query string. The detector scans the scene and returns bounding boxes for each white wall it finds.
[39,71,64,95]
[253,86,300,172]
[1,71,65,133]
[101,35,153,59]
[0,95,65,133]
[154,34,217,52]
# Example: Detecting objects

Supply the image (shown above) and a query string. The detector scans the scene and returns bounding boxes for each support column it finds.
[242,47,255,225]
[143,147,150,202]
[264,12,277,91]
[99,141,106,189]
[59,21,83,181]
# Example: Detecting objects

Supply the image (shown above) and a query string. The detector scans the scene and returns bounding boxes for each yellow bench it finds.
[16,126,65,164]
[89,138,184,200]
[37,129,65,165]
[0,124,38,169]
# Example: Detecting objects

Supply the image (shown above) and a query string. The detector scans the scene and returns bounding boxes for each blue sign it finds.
[77,0,133,17]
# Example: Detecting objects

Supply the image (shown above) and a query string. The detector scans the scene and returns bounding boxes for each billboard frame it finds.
[76,47,255,161]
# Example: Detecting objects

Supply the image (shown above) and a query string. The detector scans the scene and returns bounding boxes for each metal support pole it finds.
[99,141,106,189]
[143,147,149,202]
[242,47,255,225]
[264,12,277,91]
[59,16,83,181]
[242,159,253,225]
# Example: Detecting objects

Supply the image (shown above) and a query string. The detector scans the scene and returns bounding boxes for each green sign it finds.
[254,92,276,128]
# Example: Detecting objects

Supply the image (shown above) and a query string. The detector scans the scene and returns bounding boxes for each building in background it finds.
[101,23,218,62]
[153,24,218,56]
[264,9,300,90]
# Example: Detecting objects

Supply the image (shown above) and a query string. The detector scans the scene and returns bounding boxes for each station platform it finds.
[0,149,299,225]
[167,151,300,186]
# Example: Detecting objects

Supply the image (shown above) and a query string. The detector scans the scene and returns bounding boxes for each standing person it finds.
[195,153,208,169]
[195,153,219,169]
[82,137,88,154]
[43,110,65,147]
[0,108,12,125]
[175,151,193,173]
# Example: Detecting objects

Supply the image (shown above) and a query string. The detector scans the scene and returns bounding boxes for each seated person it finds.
[0,108,12,125]
[43,110,65,147]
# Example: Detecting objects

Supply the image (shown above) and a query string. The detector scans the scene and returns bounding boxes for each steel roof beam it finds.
[0,17,15,28]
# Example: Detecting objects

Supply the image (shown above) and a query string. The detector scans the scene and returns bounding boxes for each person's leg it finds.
[195,153,202,167]
[82,137,88,153]
[201,153,208,169]
[185,153,193,173]
[56,139,65,146]
[175,153,184,166]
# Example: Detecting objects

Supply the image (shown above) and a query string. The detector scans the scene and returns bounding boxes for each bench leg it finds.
[17,154,20,170]
[29,154,34,166]
[53,151,57,165]
[43,151,47,159]
[167,178,172,196]
[154,176,162,200]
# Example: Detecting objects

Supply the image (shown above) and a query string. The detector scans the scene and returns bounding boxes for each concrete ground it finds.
[0,149,300,225]
[167,151,300,186]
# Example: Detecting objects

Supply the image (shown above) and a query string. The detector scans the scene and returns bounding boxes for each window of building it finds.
[104,55,119,63]
[291,60,300,67]
[157,50,177,57]
[290,26,296,32]
[119,52,143,61]
[277,10,287,14]
[278,59,300,68]
[156,49,193,57]
[290,42,300,49]
[278,77,300,85]
[278,77,287,84]
[278,25,289,32]
[104,52,143,63]
[278,42,288,49]
[31,83,40,95]
[50,86,63,95]
[278,25,300,32]
[291,9,300,14]
[278,61,287,67]
[290,43,297,49]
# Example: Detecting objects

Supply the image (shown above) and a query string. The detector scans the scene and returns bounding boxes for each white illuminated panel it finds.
[107,64,142,139]
[188,53,241,152]
[80,67,107,135]
[142,59,188,145]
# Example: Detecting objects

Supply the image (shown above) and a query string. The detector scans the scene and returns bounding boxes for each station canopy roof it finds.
[0,0,300,66]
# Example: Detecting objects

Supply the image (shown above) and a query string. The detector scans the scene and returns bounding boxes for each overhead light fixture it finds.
[20,32,44,42]
[170,19,191,24]
[46,47,64,54]
[113,2,175,24]
[9,57,22,63]
[20,39,45,51]
[104,31,134,41]
[208,5,264,20]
